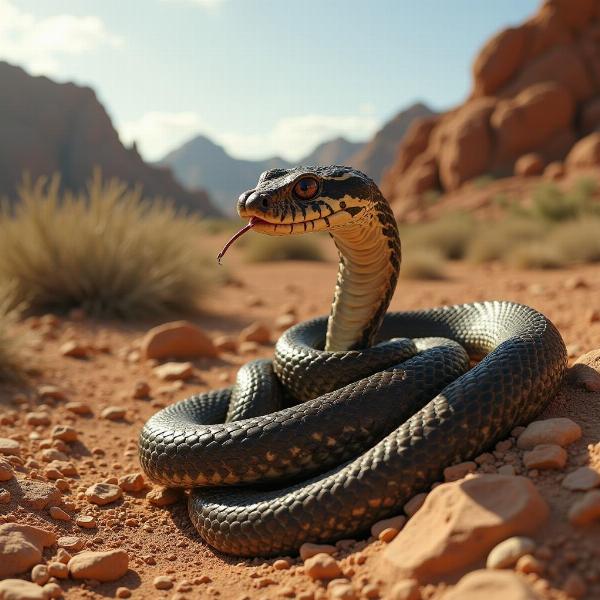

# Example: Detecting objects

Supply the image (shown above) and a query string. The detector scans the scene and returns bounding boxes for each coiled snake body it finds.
[139,166,567,556]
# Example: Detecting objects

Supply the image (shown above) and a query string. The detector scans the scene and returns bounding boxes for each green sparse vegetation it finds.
[0,172,216,317]
[400,248,447,280]
[507,242,566,270]
[472,174,496,189]
[244,234,325,262]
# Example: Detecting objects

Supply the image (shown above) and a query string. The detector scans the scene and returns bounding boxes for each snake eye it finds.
[292,177,319,200]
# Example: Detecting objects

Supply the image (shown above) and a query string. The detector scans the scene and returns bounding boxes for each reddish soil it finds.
[1,232,599,599]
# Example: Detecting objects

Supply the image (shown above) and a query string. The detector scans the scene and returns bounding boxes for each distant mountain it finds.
[350,102,437,183]
[0,62,219,216]
[300,137,365,166]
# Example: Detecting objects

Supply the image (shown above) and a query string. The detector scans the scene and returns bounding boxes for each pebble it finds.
[85,482,123,505]
[75,515,97,529]
[18,479,62,510]
[443,569,538,599]
[522,444,567,470]
[51,425,78,442]
[517,418,582,449]
[0,458,14,481]
[571,349,600,392]
[40,448,68,462]
[65,401,92,415]
[568,490,600,525]
[213,335,238,353]
[387,579,420,600]
[497,465,515,476]
[133,381,151,399]
[154,576,174,590]
[31,564,50,585]
[239,322,270,344]
[55,548,72,564]
[0,579,48,599]
[563,573,587,598]
[119,472,146,492]
[153,362,195,381]
[300,542,337,560]
[403,493,427,517]
[371,515,406,538]
[0,523,56,578]
[68,549,129,581]
[304,553,343,580]
[275,314,298,329]
[57,536,84,551]
[100,406,127,420]
[561,466,600,491]
[0,489,10,503]
[47,561,69,579]
[486,536,536,568]
[443,461,477,482]
[49,506,71,521]
[239,341,259,354]
[273,559,291,570]
[328,582,356,599]
[378,527,400,543]
[38,386,67,401]
[142,320,217,359]
[60,340,89,358]
[0,438,21,456]
[515,554,545,575]
[43,582,63,599]
[116,587,132,598]
[146,487,183,506]
[25,412,51,426]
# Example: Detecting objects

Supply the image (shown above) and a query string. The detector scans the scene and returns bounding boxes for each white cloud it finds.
[120,110,379,162]
[160,0,227,9]
[0,0,120,75]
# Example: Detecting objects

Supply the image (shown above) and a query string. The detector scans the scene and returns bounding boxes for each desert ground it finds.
[1,228,600,600]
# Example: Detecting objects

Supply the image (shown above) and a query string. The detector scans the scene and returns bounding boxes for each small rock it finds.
[371,515,406,538]
[0,458,14,481]
[47,460,77,477]
[300,542,337,560]
[68,549,129,582]
[213,335,238,353]
[65,401,92,415]
[142,321,217,360]
[275,314,298,329]
[0,579,48,599]
[55,548,72,564]
[517,418,582,449]
[42,582,63,599]
[146,487,183,507]
[239,322,270,344]
[442,569,538,600]
[0,438,21,456]
[443,461,477,482]
[60,340,89,358]
[40,448,68,463]
[116,587,132,598]
[153,362,194,381]
[49,506,71,521]
[25,412,51,426]
[31,563,49,585]
[57,536,84,552]
[239,341,259,354]
[562,466,600,491]
[47,561,68,579]
[85,482,122,505]
[486,536,536,569]
[570,350,600,392]
[568,490,600,525]
[497,465,515,476]
[0,523,56,578]
[118,472,146,492]
[273,559,291,570]
[387,579,420,600]
[563,573,587,598]
[378,527,399,543]
[515,554,544,575]
[522,444,567,470]
[153,576,174,590]
[328,582,356,600]
[75,515,97,529]
[17,480,62,510]
[100,406,127,421]
[51,425,77,442]
[304,553,342,580]
[132,381,151,399]
[0,489,11,503]
[37,386,67,402]
[403,493,427,517]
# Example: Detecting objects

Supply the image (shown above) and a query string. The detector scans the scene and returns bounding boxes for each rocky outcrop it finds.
[0,62,219,216]
[383,0,600,217]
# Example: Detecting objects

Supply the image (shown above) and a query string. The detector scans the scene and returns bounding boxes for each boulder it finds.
[514,153,545,176]
[565,132,600,169]
[376,475,549,582]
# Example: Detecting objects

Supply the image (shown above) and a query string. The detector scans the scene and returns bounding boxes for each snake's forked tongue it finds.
[217,217,261,264]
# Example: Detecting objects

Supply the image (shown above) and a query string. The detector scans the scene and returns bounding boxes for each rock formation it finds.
[0,62,219,216]
[383,0,600,216]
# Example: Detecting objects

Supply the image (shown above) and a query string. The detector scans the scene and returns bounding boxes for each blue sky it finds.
[0,0,539,161]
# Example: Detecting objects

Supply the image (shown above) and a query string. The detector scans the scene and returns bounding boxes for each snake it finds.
[139,165,567,557]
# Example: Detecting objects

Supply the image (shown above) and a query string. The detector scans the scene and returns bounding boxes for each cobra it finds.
[139,165,567,557]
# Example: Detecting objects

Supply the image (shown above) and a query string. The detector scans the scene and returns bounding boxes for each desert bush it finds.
[529,178,599,222]
[0,284,22,380]
[0,173,214,317]
[507,242,566,270]
[550,218,600,264]
[472,174,496,189]
[244,234,325,262]
[400,248,446,280]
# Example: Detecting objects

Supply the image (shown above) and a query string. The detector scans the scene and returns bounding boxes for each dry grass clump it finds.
[400,248,446,280]
[550,218,600,263]
[244,234,325,262]
[0,173,214,317]
[0,284,22,380]
[507,242,566,270]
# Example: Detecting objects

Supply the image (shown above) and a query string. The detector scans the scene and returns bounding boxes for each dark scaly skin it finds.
[139,167,567,557]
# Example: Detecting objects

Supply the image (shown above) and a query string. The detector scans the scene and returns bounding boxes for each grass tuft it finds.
[244,234,325,262]
[0,172,215,317]
[507,242,566,270]
[400,248,446,280]
[0,283,23,380]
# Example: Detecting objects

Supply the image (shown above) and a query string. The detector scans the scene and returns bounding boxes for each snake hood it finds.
[227,165,402,352]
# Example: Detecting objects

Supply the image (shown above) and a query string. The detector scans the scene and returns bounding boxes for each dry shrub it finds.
[244,234,325,262]
[0,284,22,380]
[550,218,600,263]
[400,248,446,280]
[507,242,566,270]
[0,173,214,317]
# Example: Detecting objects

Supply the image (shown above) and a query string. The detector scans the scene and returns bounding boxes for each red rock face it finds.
[0,62,219,216]
[383,0,600,216]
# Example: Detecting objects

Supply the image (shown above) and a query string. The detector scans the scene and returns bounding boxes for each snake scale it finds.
[139,166,567,557]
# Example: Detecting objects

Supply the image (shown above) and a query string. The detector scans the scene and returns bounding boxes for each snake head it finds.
[237,165,375,235]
